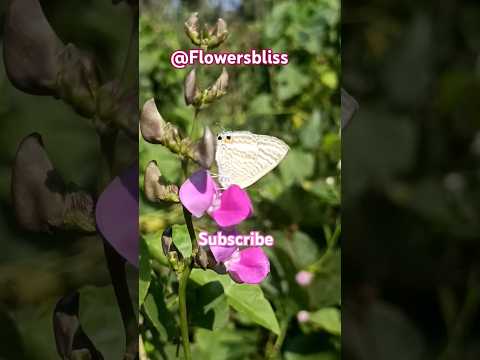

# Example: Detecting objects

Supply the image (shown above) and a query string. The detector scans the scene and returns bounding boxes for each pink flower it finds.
[96,165,138,267]
[179,169,218,218]
[297,310,310,323]
[211,242,270,284]
[179,169,253,227]
[295,271,314,287]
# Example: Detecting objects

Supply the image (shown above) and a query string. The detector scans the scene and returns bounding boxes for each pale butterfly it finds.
[215,130,289,189]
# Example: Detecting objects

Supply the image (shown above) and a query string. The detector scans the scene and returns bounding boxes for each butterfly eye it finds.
[217,135,222,140]
[226,135,231,140]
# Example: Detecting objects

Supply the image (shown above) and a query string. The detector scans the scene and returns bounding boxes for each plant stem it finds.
[178,261,192,360]
[438,268,480,360]
[266,317,289,359]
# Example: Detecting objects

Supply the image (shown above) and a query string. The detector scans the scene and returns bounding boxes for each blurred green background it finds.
[139,0,340,359]
[0,1,134,358]
[343,1,480,359]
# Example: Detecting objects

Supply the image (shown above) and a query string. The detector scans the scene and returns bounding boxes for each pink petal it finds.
[179,170,217,218]
[209,227,238,263]
[210,185,253,227]
[210,244,238,263]
[96,165,138,266]
[225,247,270,284]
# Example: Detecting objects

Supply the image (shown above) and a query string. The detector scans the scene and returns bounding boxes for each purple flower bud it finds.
[53,292,103,359]
[12,133,65,232]
[161,226,174,257]
[193,126,216,168]
[140,98,180,144]
[207,18,229,49]
[184,68,198,106]
[144,160,179,203]
[297,310,310,323]
[295,271,314,286]
[57,44,101,118]
[95,81,137,140]
[3,0,64,95]
[204,67,228,105]
[184,12,201,46]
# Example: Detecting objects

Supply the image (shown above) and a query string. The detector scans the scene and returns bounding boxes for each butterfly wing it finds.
[216,131,289,189]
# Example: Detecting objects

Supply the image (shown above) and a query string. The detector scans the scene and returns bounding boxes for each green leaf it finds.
[276,65,310,101]
[194,327,258,360]
[189,281,229,331]
[142,282,176,342]
[308,249,341,307]
[139,237,151,306]
[310,307,341,335]
[292,231,320,268]
[172,224,192,259]
[190,269,280,335]
[300,110,322,149]
[142,232,167,265]
[280,149,315,186]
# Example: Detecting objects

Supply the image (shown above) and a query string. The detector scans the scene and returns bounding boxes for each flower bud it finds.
[140,99,180,144]
[184,68,199,106]
[193,126,216,168]
[12,133,96,233]
[161,226,174,257]
[341,88,359,130]
[12,133,65,232]
[144,161,180,203]
[57,44,101,118]
[296,310,310,323]
[3,0,64,95]
[95,81,138,140]
[203,67,228,105]
[295,271,314,287]
[206,18,229,49]
[194,246,217,270]
[184,12,201,46]
[54,292,103,359]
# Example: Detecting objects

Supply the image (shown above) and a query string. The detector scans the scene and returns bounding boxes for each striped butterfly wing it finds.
[216,131,289,189]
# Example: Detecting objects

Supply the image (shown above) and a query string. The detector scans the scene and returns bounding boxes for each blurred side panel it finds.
[0,0,138,358]
[343,0,480,359]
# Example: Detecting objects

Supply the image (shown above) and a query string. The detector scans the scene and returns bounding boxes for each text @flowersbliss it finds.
[198,231,275,247]
[171,48,289,69]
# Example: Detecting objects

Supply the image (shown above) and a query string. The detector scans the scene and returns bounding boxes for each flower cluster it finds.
[179,169,270,284]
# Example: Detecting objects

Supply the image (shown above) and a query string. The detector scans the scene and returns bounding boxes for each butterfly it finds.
[215,131,289,189]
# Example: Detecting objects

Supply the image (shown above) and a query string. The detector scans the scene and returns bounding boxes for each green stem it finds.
[178,261,192,360]
[308,222,341,273]
[438,268,480,360]
[266,317,289,359]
